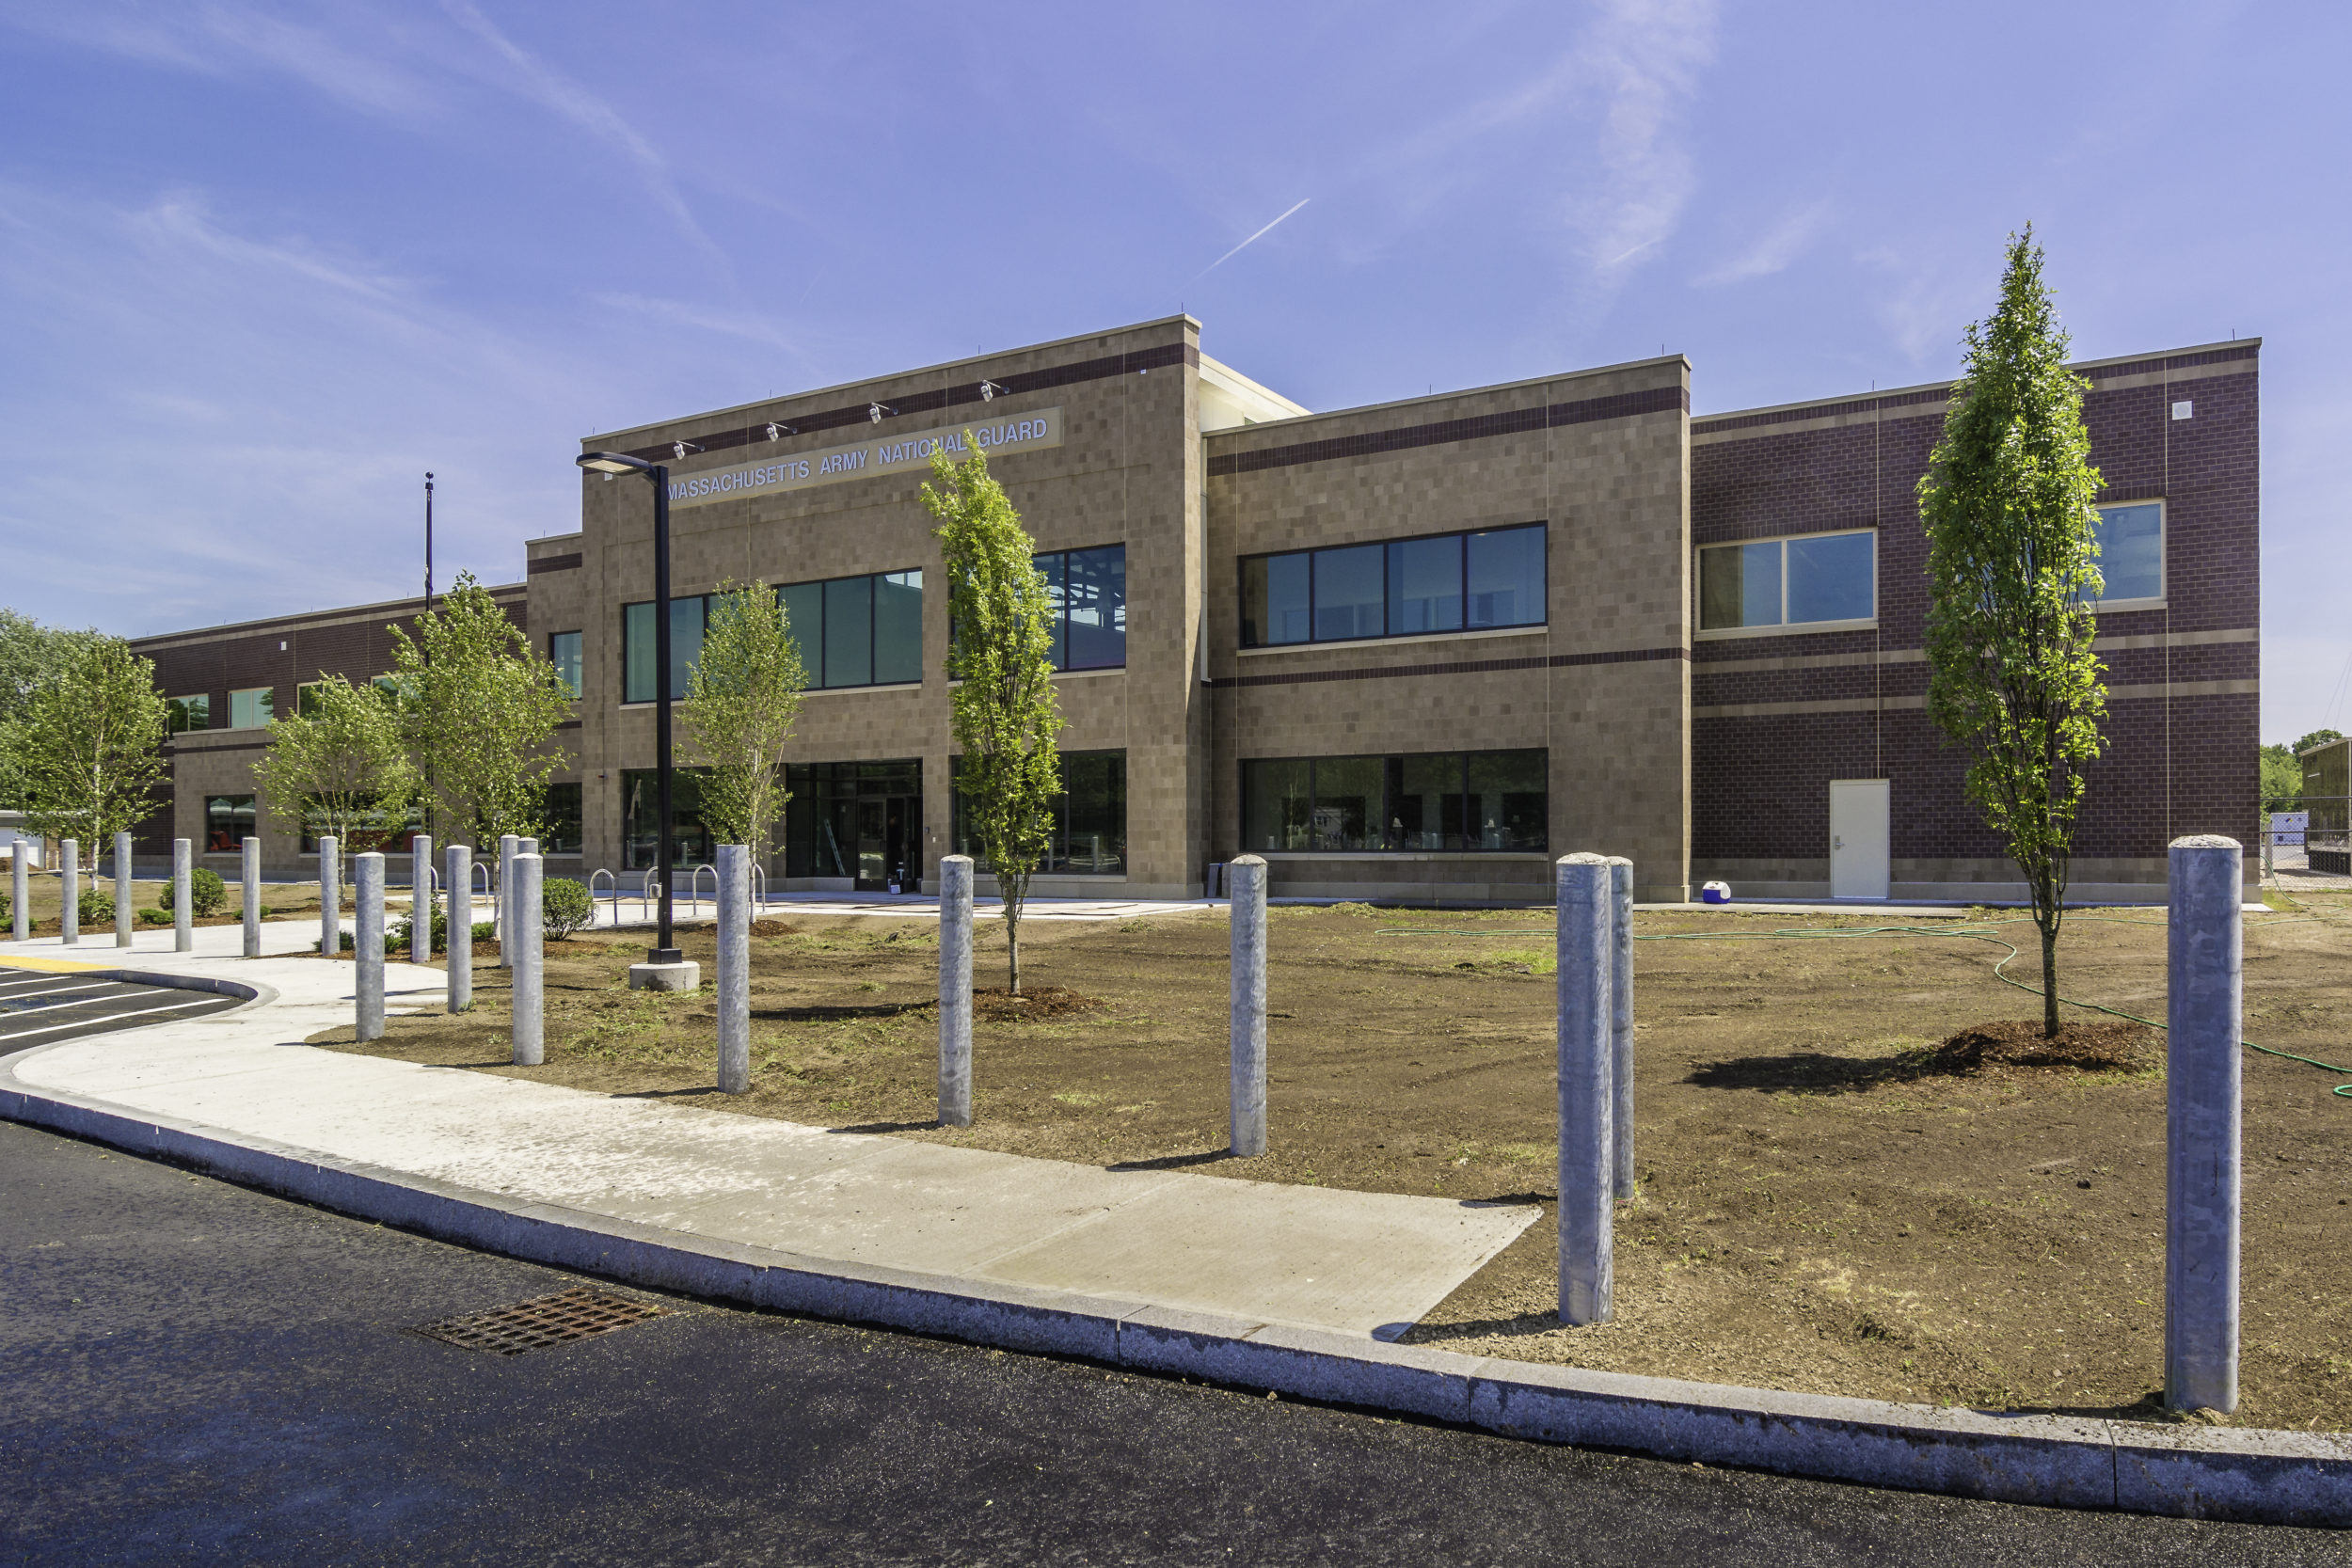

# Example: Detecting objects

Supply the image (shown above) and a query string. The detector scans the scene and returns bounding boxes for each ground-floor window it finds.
[951,750,1127,876]
[205,795,255,853]
[621,767,713,870]
[543,782,582,855]
[1241,749,1547,853]
[785,759,922,889]
[299,801,423,854]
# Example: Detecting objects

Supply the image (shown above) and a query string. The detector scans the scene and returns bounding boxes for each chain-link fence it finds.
[2259,795,2350,883]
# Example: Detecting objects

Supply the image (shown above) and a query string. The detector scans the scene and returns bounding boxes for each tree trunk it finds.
[2041,918,2061,1037]
[1006,885,1022,995]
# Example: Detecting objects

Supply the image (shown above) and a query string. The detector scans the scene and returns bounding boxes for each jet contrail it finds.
[1197,198,1311,277]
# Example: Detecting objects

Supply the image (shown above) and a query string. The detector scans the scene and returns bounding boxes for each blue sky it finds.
[2,1,2343,743]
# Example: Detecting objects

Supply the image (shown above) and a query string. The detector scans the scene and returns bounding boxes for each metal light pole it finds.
[424,470,435,609]
[576,450,680,967]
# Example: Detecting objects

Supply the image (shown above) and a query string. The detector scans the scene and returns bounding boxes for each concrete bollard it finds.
[10,836,26,942]
[1609,856,1634,1201]
[497,833,518,968]
[1229,853,1269,1158]
[242,837,261,958]
[356,852,386,1042]
[318,836,340,957]
[938,855,974,1127]
[410,833,433,966]
[1557,852,1614,1326]
[172,839,194,954]
[61,839,78,944]
[2168,834,2244,1414]
[717,844,751,1094]
[446,844,472,1013]
[115,832,135,948]
[511,852,543,1065]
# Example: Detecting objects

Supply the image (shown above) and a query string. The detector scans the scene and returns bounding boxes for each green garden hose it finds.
[1375,913,2352,1100]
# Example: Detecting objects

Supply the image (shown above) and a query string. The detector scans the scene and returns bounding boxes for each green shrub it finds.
[138,906,172,927]
[157,867,228,916]
[543,878,594,940]
[78,889,114,925]
[391,904,447,954]
[0,890,8,926]
[474,920,496,942]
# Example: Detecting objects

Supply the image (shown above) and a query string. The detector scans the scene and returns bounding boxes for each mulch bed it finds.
[1925,1018,2153,1077]
[972,986,1104,1022]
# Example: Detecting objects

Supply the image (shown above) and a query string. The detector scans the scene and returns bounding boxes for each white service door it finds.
[1829,780,1891,900]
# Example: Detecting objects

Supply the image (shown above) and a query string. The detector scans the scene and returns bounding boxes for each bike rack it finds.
[687,863,717,920]
[750,863,768,911]
[590,868,617,927]
[639,876,661,922]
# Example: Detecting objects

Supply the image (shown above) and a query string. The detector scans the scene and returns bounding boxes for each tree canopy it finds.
[1918,229,2106,1037]
[387,573,570,847]
[11,634,170,865]
[923,435,1061,993]
[677,579,806,864]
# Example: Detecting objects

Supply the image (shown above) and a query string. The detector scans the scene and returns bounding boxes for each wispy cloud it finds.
[1194,198,1311,279]
[1694,198,1833,286]
[439,0,727,271]
[1565,0,1718,286]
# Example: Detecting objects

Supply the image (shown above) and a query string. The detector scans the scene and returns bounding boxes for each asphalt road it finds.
[0,967,244,1048]
[2,1118,2344,1567]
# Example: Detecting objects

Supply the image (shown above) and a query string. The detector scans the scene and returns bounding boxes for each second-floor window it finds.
[167,694,210,735]
[228,688,272,729]
[781,570,923,689]
[549,631,582,698]
[1241,523,1546,648]
[1697,530,1875,633]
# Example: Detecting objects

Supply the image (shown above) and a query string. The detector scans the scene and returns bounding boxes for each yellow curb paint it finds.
[0,957,113,974]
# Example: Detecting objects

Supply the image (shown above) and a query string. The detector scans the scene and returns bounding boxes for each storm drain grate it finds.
[409,1286,665,1355]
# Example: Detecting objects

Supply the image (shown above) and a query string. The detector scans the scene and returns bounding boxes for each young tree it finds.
[254,675,418,877]
[12,636,170,869]
[923,435,1062,993]
[1918,229,2107,1037]
[388,572,571,847]
[677,579,806,865]
[0,609,111,811]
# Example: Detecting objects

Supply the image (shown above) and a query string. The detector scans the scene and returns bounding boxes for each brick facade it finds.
[123,324,2258,904]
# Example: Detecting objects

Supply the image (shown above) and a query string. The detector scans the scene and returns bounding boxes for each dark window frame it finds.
[1036,544,1127,672]
[1238,522,1548,648]
[1239,748,1549,854]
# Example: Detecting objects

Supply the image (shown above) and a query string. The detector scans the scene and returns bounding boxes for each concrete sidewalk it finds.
[0,927,1534,1339]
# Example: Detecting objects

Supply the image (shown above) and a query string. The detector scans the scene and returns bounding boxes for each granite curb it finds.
[3,1049,2346,1528]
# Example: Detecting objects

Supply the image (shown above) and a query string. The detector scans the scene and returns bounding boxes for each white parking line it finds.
[0,981,121,1001]
[0,994,231,1043]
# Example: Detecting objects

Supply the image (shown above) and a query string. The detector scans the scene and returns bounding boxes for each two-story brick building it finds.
[130,316,2259,904]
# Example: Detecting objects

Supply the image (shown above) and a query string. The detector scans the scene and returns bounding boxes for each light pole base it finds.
[628,960,701,992]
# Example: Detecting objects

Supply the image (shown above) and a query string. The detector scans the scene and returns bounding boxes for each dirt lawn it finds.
[318,895,2352,1431]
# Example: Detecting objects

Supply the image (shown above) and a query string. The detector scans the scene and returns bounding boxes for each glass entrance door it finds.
[785,759,924,891]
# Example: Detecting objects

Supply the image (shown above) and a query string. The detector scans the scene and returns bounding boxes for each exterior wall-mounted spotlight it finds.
[979,380,1002,403]
[672,439,705,460]
[868,402,895,424]
[766,421,796,441]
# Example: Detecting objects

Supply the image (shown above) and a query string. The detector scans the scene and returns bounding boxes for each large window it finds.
[167,694,210,735]
[549,631,582,699]
[952,751,1127,875]
[1241,524,1545,647]
[227,687,273,729]
[544,782,582,855]
[1697,530,1875,633]
[299,801,421,854]
[779,570,923,689]
[2091,501,2164,604]
[1241,750,1548,853]
[205,796,255,853]
[1039,546,1127,670]
[621,767,713,870]
[623,594,708,705]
